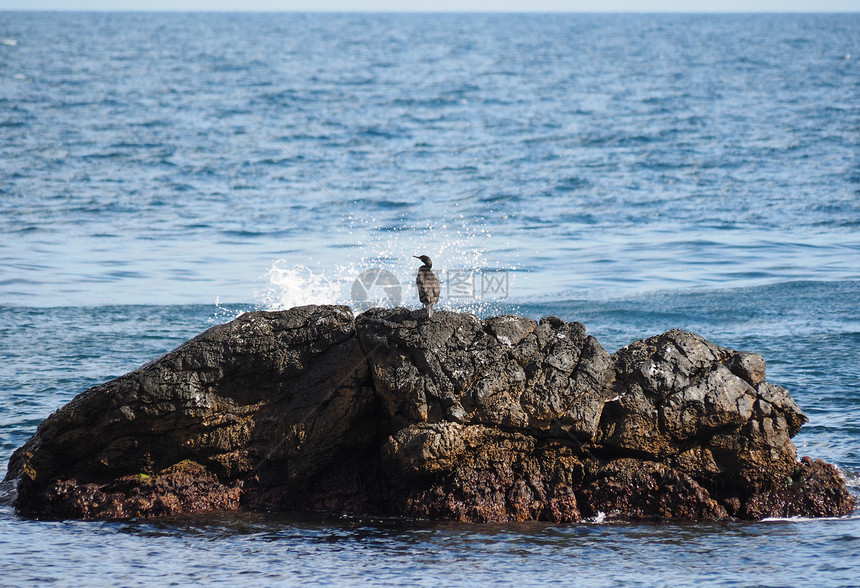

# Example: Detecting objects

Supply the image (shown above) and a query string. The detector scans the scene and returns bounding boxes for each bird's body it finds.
[414,255,440,318]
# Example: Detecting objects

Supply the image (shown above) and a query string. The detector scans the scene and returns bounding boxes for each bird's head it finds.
[413,255,432,268]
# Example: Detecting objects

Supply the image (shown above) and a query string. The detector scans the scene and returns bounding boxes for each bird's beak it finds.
[413,255,420,259]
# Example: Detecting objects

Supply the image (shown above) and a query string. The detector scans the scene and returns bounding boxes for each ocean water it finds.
[1,11,859,586]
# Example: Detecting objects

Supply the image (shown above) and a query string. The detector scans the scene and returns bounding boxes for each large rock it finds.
[4,306,854,522]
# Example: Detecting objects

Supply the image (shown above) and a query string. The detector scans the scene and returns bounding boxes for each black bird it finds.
[414,255,440,318]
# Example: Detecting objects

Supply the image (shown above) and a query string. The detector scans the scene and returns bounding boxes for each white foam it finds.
[257,261,342,311]
[589,511,607,524]
[760,515,814,522]
[255,221,523,317]
[210,296,246,323]
[760,514,860,522]
[2,39,17,46]
[841,471,860,490]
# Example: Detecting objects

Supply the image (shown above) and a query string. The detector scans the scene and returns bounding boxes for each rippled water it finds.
[1,11,859,585]
[1,511,860,586]
[2,12,859,307]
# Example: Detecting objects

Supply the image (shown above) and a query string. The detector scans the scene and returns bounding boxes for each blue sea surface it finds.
[1,12,859,586]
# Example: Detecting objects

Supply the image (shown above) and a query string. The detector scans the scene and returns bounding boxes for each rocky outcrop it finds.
[5,306,854,522]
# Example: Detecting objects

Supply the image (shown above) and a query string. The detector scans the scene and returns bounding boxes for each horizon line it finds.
[2,8,859,13]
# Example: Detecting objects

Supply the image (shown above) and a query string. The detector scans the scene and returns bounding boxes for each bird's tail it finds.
[427,304,434,318]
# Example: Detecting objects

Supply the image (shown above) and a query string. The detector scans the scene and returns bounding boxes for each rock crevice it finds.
[5,305,854,522]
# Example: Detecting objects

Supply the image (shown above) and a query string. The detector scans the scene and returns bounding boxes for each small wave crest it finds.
[761,512,860,523]
[760,515,819,523]
[842,470,860,492]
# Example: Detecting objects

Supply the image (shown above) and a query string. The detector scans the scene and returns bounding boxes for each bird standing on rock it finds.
[414,255,440,318]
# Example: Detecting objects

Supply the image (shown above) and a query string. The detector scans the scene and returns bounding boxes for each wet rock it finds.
[20,460,242,520]
[382,423,584,523]
[576,459,729,521]
[741,456,856,519]
[5,307,854,522]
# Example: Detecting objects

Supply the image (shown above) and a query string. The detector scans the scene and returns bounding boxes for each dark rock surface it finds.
[5,305,854,522]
